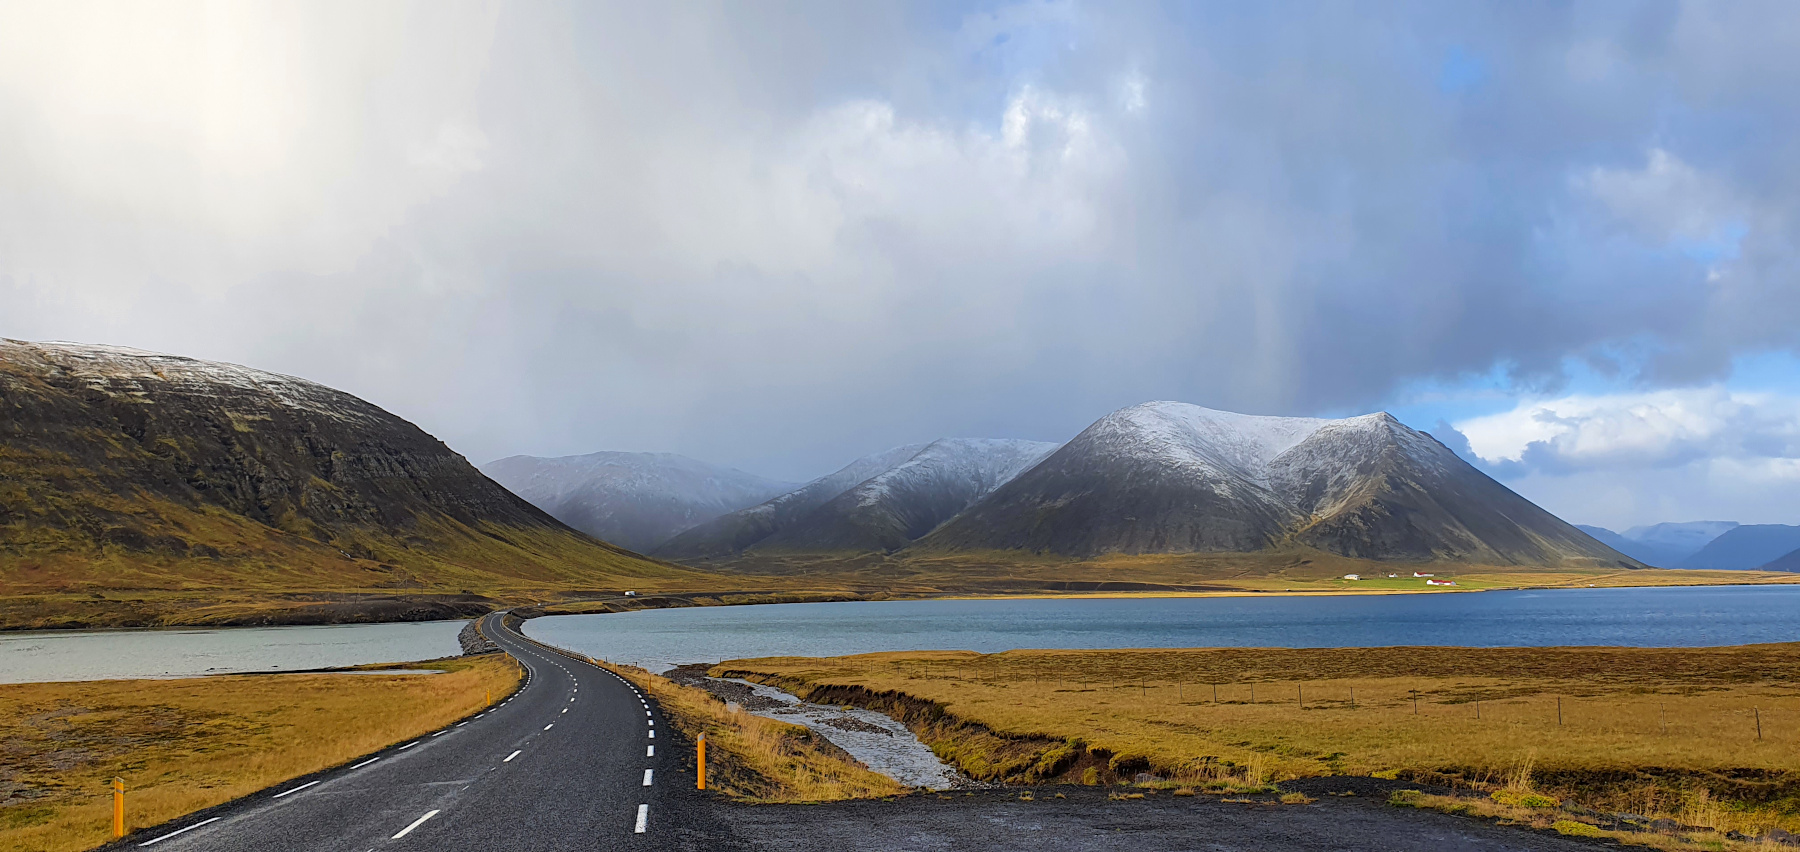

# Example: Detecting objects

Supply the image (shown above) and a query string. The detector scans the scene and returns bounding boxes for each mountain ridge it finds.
[915,402,1630,566]
[0,339,700,628]
[480,451,794,552]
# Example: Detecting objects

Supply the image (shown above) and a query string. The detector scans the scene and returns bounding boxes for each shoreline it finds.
[5,568,1797,633]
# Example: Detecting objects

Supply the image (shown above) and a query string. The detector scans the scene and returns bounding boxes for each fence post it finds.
[1557,697,1562,726]
[113,777,124,839]
[697,733,707,791]
[1756,707,1762,741]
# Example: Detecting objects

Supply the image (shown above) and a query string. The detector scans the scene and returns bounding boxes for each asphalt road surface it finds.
[106,616,1601,852]
[108,612,712,852]
[689,781,1604,852]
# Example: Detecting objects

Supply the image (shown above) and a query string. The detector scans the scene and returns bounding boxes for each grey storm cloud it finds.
[2,0,1799,483]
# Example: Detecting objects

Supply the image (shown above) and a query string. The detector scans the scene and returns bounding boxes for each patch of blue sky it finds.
[1437,45,1486,94]
[1674,222,1747,264]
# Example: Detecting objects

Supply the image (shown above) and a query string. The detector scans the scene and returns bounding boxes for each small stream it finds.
[664,666,969,790]
[724,678,967,790]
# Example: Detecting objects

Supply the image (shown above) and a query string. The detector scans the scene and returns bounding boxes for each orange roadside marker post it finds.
[112,777,125,838]
[697,733,707,791]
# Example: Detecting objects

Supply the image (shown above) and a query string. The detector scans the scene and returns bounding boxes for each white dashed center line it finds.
[544,723,554,731]
[635,804,649,833]
[647,745,655,757]
[391,809,440,839]
[642,769,653,786]
[504,750,521,762]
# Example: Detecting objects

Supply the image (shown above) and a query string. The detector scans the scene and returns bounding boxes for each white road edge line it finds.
[351,757,380,770]
[635,803,649,834]
[504,750,521,762]
[138,816,221,846]
[272,779,320,799]
[391,809,440,839]
[643,769,653,786]
[399,742,418,750]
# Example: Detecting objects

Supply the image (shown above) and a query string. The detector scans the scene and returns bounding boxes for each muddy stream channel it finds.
[664,665,970,790]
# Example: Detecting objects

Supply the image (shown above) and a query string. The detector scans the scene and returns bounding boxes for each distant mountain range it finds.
[1576,522,1800,570]
[644,401,1634,569]
[1682,525,1800,571]
[657,439,1057,558]
[0,340,695,628]
[481,452,796,552]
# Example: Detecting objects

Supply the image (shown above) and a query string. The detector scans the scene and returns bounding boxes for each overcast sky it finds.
[3,1,1798,530]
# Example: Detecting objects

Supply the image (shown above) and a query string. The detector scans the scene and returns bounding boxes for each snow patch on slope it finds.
[14,339,379,424]
[849,438,1059,508]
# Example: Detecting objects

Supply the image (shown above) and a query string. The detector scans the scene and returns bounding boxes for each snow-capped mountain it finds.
[753,438,1060,553]
[655,443,929,559]
[917,401,1630,566]
[480,452,796,552]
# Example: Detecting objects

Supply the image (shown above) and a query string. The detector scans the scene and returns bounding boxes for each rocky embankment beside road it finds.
[458,619,499,655]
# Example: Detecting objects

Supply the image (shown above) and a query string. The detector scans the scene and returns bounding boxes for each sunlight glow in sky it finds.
[2,0,1798,529]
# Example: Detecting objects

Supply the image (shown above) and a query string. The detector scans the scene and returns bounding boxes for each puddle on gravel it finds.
[693,674,968,790]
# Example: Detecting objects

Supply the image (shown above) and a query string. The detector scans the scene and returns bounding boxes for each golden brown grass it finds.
[724,644,1800,833]
[0,655,519,852]
[582,658,903,802]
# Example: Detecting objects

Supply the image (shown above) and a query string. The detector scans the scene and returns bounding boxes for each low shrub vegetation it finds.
[725,643,1800,838]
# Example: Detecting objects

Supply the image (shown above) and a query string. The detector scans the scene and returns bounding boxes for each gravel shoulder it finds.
[680,782,1605,852]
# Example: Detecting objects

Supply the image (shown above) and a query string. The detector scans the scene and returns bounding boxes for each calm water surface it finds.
[523,585,1800,672]
[0,620,466,684]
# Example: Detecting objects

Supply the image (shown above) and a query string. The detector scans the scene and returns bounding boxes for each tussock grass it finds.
[0,655,518,852]
[589,660,903,802]
[727,644,1800,833]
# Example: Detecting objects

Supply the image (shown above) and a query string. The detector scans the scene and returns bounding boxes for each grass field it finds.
[723,644,1800,837]
[0,655,519,852]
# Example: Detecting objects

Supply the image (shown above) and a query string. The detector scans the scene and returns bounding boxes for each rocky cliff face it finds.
[0,340,688,624]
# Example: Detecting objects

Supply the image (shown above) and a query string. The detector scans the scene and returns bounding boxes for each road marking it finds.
[399,742,419,750]
[647,745,655,757]
[635,804,649,833]
[391,809,440,839]
[138,816,221,846]
[544,723,554,730]
[648,729,654,738]
[504,750,521,762]
[272,779,320,799]
[351,757,380,769]
[643,769,654,786]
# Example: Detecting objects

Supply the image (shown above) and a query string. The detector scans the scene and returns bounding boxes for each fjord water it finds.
[524,585,1800,672]
[0,620,465,684]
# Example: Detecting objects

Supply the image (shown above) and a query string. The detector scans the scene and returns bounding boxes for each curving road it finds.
[112,612,696,852]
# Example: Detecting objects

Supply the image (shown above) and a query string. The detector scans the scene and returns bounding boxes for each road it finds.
[112,612,701,852]
[106,616,1605,852]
